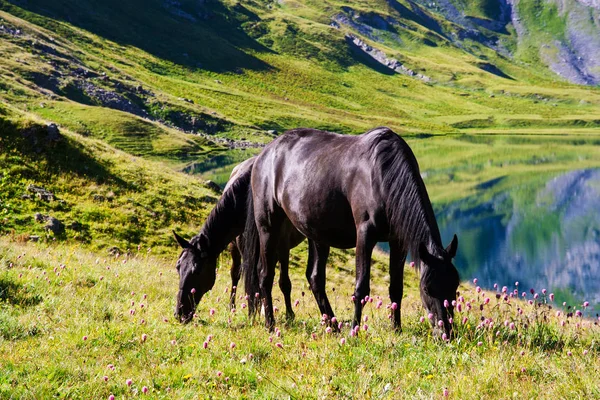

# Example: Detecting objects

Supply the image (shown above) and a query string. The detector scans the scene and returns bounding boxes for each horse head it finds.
[419,234,460,338]
[173,231,217,323]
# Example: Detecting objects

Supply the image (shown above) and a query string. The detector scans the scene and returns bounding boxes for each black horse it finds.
[173,157,304,323]
[242,127,459,336]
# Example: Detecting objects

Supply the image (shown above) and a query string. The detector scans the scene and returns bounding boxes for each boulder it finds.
[204,180,222,193]
[45,123,61,141]
[44,217,64,234]
[28,184,54,201]
[34,213,46,222]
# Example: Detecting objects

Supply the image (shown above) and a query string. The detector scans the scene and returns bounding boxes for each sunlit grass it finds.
[1,239,598,399]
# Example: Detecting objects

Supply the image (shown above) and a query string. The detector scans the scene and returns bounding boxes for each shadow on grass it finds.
[0,276,43,307]
[0,117,128,188]
[2,0,273,73]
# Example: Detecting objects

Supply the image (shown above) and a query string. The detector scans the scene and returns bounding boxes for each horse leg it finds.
[353,223,377,328]
[229,240,242,310]
[305,240,335,323]
[388,240,407,332]
[278,246,295,321]
[257,224,282,331]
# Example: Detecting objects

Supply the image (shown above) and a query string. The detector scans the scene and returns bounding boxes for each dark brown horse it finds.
[242,127,459,336]
[173,157,304,323]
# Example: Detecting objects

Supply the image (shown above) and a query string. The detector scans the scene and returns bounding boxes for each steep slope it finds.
[1,0,599,144]
[414,0,600,85]
[2,0,600,250]
[0,107,218,252]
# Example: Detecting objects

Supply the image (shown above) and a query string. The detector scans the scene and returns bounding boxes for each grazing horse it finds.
[242,127,459,336]
[173,157,304,323]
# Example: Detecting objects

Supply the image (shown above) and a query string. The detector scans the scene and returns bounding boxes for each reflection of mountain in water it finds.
[437,169,600,314]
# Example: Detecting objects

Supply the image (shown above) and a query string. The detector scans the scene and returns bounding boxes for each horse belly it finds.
[282,191,357,249]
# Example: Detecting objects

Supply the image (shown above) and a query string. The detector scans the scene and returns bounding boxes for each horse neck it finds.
[411,200,444,256]
[197,180,249,255]
[382,153,443,258]
[199,209,242,255]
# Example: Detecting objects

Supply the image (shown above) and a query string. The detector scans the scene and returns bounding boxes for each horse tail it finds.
[241,182,261,316]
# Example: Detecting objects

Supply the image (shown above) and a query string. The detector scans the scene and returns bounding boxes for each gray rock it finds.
[34,213,46,222]
[28,184,54,201]
[45,123,61,141]
[204,180,222,193]
[28,235,40,242]
[44,217,64,234]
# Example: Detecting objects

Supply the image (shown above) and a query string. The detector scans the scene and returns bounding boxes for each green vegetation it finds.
[0,112,217,252]
[0,240,597,398]
[1,0,600,397]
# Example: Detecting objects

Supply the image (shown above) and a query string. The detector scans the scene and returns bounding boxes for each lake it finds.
[411,169,599,315]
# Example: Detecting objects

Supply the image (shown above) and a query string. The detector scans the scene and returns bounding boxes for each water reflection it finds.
[438,169,600,314]
[182,149,260,187]
[381,169,600,314]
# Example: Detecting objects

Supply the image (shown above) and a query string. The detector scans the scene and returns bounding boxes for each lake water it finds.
[430,169,600,315]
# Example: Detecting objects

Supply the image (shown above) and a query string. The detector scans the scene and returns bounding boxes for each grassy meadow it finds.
[1,239,599,399]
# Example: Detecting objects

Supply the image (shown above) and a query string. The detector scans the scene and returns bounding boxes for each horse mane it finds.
[189,166,252,253]
[366,127,443,265]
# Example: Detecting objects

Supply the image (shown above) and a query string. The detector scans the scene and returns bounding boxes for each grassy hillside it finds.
[1,0,600,190]
[0,108,218,253]
[1,1,600,398]
[2,0,600,140]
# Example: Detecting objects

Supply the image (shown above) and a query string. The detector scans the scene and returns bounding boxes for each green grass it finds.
[1,0,600,148]
[0,113,218,253]
[0,239,598,398]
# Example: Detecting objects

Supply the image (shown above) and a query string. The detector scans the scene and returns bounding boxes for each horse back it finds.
[251,127,406,246]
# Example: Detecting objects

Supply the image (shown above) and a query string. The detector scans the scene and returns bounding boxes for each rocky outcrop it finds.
[20,124,62,153]
[509,0,600,85]
[345,34,432,82]
[28,185,55,201]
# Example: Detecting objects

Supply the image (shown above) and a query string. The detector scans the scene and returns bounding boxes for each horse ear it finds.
[418,242,436,267]
[445,234,458,259]
[173,231,191,249]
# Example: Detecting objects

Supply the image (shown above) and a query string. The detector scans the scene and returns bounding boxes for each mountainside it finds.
[2,0,600,250]
[422,0,600,85]
[2,0,600,140]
